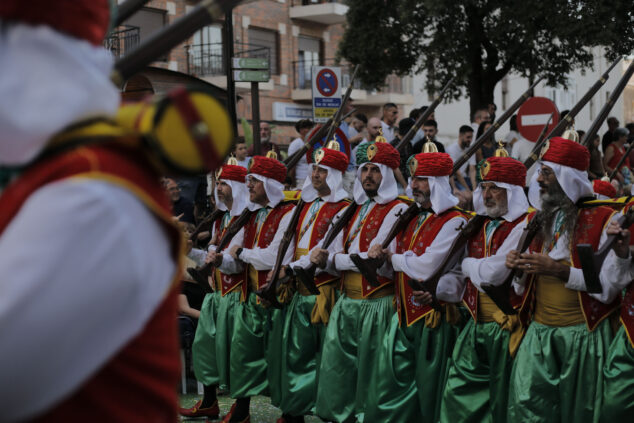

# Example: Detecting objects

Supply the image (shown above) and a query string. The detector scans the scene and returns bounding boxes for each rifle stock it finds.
[256,200,305,307]
[395,77,455,152]
[524,57,622,169]
[350,202,420,286]
[452,76,544,175]
[293,202,358,294]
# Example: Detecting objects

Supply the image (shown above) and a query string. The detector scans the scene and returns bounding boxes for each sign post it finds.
[232,57,270,155]
[517,97,560,142]
[311,66,342,123]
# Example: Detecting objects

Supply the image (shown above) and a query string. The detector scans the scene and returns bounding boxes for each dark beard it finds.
[538,181,577,246]
[364,188,379,198]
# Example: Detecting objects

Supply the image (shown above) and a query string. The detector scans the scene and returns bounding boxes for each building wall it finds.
[411,49,633,149]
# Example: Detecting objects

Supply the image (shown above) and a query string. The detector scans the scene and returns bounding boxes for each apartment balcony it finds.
[291,59,414,106]
[184,42,274,91]
[104,25,140,58]
[289,0,349,25]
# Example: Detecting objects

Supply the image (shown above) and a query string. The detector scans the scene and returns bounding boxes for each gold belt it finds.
[478,291,500,322]
[247,265,259,291]
[342,271,394,299]
[534,274,584,326]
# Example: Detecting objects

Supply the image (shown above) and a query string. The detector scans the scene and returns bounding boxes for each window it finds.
[189,25,224,75]
[298,36,321,89]
[123,7,167,61]
[248,28,279,75]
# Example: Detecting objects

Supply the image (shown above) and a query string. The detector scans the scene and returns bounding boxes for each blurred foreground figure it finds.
[0,1,232,421]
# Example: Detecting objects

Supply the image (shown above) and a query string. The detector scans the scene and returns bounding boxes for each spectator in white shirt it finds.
[471,107,490,135]
[234,137,251,169]
[380,102,398,142]
[287,119,315,188]
[447,125,477,192]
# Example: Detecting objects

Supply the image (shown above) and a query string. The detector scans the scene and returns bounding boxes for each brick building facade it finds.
[112,0,413,148]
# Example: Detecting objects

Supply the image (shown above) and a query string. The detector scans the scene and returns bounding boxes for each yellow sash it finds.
[477,291,525,357]
[342,271,394,299]
[534,272,585,327]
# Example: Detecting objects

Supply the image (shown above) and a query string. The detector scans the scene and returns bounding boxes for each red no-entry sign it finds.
[517,97,559,142]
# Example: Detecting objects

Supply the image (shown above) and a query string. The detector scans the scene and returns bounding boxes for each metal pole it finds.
[252,82,261,156]
[224,8,238,133]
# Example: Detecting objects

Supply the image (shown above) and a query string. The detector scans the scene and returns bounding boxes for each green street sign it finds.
[233,70,270,82]
[232,57,269,69]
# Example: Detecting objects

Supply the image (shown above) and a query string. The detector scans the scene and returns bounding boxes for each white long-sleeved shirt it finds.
[599,249,633,297]
[436,217,527,303]
[218,206,295,274]
[0,180,176,422]
[325,199,408,278]
[391,212,468,282]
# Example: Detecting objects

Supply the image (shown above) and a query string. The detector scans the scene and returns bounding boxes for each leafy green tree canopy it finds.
[339,0,634,116]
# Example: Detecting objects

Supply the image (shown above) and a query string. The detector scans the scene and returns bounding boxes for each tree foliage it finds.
[339,0,634,116]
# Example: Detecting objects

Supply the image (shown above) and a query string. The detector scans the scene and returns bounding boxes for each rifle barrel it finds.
[395,77,455,152]
[523,57,622,169]
[582,59,634,147]
[113,0,241,83]
[114,0,152,27]
[451,76,543,175]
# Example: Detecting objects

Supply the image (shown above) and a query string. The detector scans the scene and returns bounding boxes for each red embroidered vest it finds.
[211,213,248,298]
[620,200,634,346]
[342,198,404,297]
[295,199,350,287]
[0,144,181,422]
[243,202,295,290]
[463,214,527,321]
[518,206,620,331]
[395,208,468,326]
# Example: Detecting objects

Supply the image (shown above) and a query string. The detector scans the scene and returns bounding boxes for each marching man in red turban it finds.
[505,136,623,422]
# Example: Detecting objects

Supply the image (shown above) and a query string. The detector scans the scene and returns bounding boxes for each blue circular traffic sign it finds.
[316,69,338,97]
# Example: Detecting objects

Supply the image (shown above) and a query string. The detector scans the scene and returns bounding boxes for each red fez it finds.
[313,147,349,173]
[479,156,526,187]
[248,156,287,184]
[0,0,111,46]
[218,164,247,183]
[593,179,616,198]
[410,152,453,177]
[541,137,590,171]
[365,142,400,170]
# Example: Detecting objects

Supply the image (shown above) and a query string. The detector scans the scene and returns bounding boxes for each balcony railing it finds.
[185,42,271,77]
[292,58,411,95]
[289,0,348,25]
[104,26,140,58]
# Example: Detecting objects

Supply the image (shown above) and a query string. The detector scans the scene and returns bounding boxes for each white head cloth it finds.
[528,160,594,210]
[246,173,284,211]
[406,176,459,214]
[353,162,398,205]
[0,22,120,166]
[474,181,529,221]
[595,193,611,201]
[214,179,248,217]
[301,163,348,203]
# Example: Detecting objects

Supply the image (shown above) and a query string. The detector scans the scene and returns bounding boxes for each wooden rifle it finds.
[189,208,224,242]
[608,141,634,180]
[284,108,356,171]
[349,202,420,286]
[187,207,254,293]
[577,207,634,293]
[255,200,305,307]
[477,213,544,314]
[394,77,455,153]
[284,66,359,171]
[113,0,152,28]
[524,57,622,169]
[293,202,359,294]
[582,60,634,148]
[112,0,243,84]
[452,76,543,175]
[408,214,488,309]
